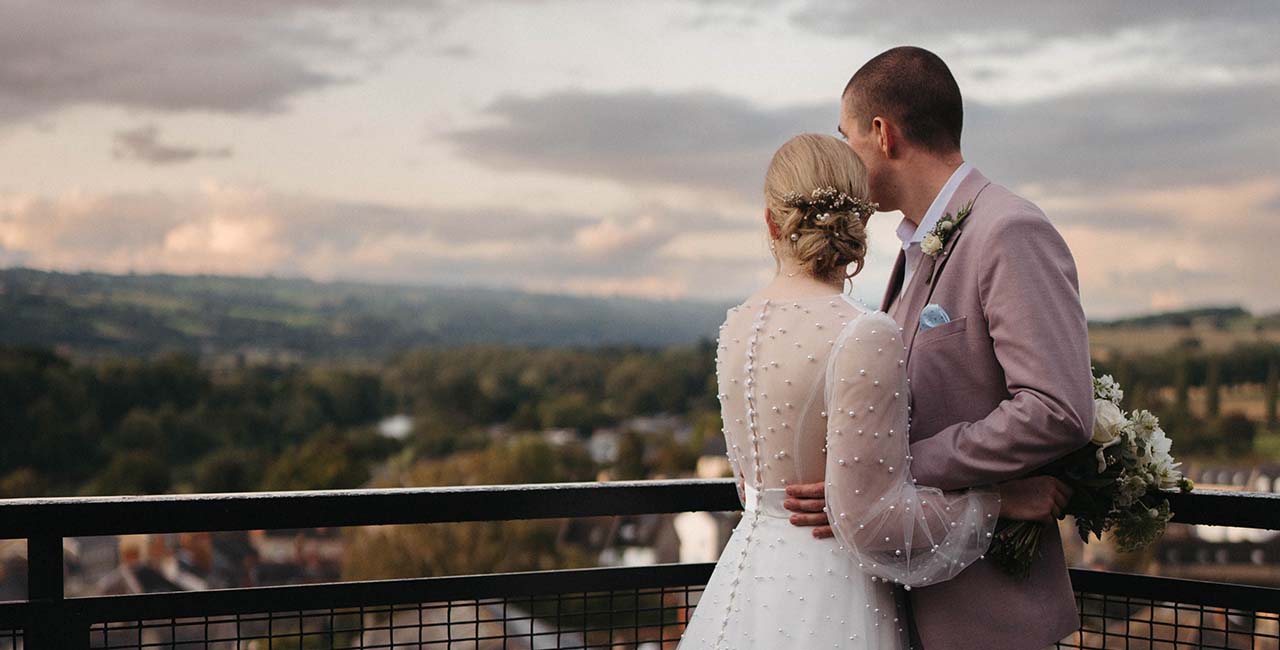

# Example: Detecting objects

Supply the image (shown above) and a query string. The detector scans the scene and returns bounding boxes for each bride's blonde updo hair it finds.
[764,133,873,281]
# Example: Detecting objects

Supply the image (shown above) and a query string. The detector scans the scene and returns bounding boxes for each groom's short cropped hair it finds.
[843,46,962,154]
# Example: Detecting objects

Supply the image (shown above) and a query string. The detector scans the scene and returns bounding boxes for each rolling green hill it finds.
[0,268,734,360]
[4,267,1276,362]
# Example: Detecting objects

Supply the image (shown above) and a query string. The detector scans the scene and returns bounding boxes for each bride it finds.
[677,134,1055,649]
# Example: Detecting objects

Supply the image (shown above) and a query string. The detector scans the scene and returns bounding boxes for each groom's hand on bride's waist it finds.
[782,481,833,539]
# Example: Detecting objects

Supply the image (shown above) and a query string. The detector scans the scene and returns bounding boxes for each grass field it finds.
[1090,324,1280,360]
[1152,384,1274,421]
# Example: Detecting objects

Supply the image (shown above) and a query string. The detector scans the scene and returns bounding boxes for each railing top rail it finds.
[0,479,741,538]
[0,479,1274,538]
[1164,488,1280,530]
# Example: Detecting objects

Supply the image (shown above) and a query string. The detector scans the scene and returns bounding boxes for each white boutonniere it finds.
[921,199,974,258]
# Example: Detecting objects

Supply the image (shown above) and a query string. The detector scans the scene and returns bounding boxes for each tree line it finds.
[0,341,720,497]
[1,336,1277,498]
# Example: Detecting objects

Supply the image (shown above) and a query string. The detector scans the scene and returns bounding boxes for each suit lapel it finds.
[898,257,935,354]
[882,250,906,315]
[901,168,993,360]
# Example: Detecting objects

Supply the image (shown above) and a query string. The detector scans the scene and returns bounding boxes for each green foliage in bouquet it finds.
[989,373,1194,578]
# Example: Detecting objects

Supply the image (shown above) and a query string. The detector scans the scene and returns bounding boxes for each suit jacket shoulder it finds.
[961,182,1054,241]
[957,182,1078,293]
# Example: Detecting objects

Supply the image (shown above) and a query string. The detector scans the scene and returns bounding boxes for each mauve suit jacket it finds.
[882,168,1094,650]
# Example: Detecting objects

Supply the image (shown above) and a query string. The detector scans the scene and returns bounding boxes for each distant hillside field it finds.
[1089,306,1280,359]
[0,268,734,360]
[2,268,1276,361]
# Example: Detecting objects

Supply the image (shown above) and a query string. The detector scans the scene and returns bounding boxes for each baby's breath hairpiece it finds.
[781,186,878,236]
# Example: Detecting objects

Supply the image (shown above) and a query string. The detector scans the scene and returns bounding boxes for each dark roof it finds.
[132,565,184,593]
[700,433,727,456]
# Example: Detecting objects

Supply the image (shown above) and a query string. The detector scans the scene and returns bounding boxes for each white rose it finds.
[1091,399,1126,446]
[920,233,944,256]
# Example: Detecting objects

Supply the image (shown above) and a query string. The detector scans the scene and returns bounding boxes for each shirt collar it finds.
[897,161,973,250]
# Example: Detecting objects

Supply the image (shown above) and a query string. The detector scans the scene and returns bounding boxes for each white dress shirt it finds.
[896,161,973,299]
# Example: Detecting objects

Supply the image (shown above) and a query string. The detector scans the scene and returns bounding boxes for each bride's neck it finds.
[769,256,845,294]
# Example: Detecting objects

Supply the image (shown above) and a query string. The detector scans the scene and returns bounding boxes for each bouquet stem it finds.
[989,521,1043,579]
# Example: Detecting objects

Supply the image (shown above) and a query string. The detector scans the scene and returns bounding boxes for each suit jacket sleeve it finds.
[908,209,1095,490]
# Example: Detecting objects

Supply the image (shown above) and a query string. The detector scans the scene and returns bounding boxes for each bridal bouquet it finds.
[989,373,1195,578]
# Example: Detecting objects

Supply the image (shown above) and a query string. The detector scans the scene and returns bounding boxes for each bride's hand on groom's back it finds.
[783,481,833,538]
[782,475,1071,538]
[997,476,1072,524]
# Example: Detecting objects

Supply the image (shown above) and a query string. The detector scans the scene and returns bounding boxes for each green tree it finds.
[689,410,723,453]
[87,450,171,495]
[155,405,220,466]
[1208,414,1257,457]
[1173,356,1191,414]
[260,431,371,491]
[191,448,268,493]
[1205,358,1222,418]
[1266,357,1278,429]
[650,432,699,477]
[0,467,46,497]
[306,368,386,426]
[106,408,165,453]
[537,391,606,434]
[1113,358,1134,409]
[341,435,596,580]
[612,431,648,480]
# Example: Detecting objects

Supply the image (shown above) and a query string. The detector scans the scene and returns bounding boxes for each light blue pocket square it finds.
[919,303,951,332]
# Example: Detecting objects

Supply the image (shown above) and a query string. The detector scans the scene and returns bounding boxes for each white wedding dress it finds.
[677,294,1001,650]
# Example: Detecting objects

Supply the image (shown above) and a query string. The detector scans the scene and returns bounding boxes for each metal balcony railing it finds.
[0,479,1278,649]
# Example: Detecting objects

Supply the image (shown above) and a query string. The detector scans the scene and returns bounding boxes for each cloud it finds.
[965,82,1280,192]
[435,44,476,59]
[0,2,336,125]
[112,125,232,165]
[0,0,460,126]
[445,77,1280,198]
[448,90,832,196]
[786,2,1280,106]
[1,2,1276,316]
[789,1,1280,56]
[442,81,1280,316]
[0,184,770,300]
[1053,179,1280,317]
[573,216,662,257]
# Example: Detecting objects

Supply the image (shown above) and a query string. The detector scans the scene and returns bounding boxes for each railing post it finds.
[26,535,87,650]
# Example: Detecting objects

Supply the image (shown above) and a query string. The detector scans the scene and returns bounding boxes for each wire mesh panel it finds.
[0,628,20,650]
[1057,591,1280,650]
[87,584,706,649]
[0,602,25,650]
[79,578,1280,649]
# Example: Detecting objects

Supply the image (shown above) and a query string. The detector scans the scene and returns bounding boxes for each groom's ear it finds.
[872,116,897,159]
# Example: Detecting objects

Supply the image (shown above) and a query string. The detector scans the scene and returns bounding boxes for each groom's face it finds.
[838,101,891,208]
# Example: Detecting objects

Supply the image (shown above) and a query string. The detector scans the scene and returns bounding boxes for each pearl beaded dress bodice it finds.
[714,293,1001,588]
[715,294,858,490]
[678,292,1001,650]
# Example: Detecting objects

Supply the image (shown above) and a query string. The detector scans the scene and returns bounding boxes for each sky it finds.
[0,0,1277,318]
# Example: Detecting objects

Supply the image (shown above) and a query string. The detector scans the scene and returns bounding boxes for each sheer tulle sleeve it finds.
[725,437,747,509]
[823,311,1001,589]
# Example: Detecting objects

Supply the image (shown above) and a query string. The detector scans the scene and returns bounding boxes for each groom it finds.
[782,47,1095,650]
